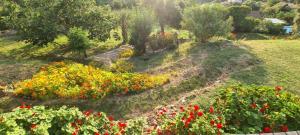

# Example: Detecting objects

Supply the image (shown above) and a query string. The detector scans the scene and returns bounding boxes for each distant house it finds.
[264,18,294,34]
[264,18,286,24]
[228,0,243,3]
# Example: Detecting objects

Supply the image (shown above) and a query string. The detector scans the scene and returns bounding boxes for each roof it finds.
[264,18,286,24]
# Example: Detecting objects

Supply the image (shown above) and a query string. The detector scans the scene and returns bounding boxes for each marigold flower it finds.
[216,123,223,129]
[263,127,272,133]
[118,122,127,128]
[281,125,288,132]
[94,132,100,135]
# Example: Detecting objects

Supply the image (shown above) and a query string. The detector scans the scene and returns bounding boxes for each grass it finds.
[230,39,300,94]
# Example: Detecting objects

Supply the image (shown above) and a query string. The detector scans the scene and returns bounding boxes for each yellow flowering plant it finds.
[14,62,169,100]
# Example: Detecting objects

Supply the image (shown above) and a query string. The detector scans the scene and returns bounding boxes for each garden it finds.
[1,0,300,134]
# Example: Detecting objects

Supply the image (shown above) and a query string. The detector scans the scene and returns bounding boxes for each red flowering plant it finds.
[214,84,300,134]
[151,105,225,135]
[0,104,144,135]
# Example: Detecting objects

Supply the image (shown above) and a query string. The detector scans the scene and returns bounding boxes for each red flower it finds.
[275,86,283,91]
[25,105,31,109]
[180,106,185,112]
[83,110,92,116]
[31,124,37,129]
[97,112,102,117]
[104,132,109,135]
[260,108,265,113]
[250,103,257,109]
[210,120,215,125]
[209,106,214,114]
[263,127,272,133]
[281,125,288,132]
[71,122,77,127]
[94,132,100,135]
[19,102,26,109]
[263,103,270,109]
[194,105,199,111]
[216,123,223,129]
[197,112,203,117]
[108,116,114,121]
[72,132,77,135]
[118,122,127,128]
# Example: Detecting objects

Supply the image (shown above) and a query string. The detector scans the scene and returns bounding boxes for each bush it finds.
[129,9,154,55]
[228,5,252,32]
[151,105,225,134]
[0,104,144,135]
[182,4,232,43]
[257,21,284,35]
[14,62,169,100]
[294,9,300,35]
[68,27,91,58]
[215,85,300,133]
[118,48,134,58]
[111,60,134,73]
[148,32,178,51]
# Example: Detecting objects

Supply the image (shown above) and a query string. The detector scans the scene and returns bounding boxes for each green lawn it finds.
[231,40,300,94]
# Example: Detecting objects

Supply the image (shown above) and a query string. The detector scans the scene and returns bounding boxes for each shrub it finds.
[118,48,134,58]
[129,9,154,55]
[215,85,300,133]
[111,60,134,73]
[258,21,284,35]
[14,62,169,100]
[228,5,253,32]
[68,27,91,58]
[0,104,143,135]
[182,4,232,43]
[151,105,225,134]
[148,32,178,51]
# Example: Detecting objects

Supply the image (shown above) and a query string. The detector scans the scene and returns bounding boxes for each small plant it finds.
[111,60,134,73]
[118,48,134,58]
[68,27,91,58]
[148,32,178,51]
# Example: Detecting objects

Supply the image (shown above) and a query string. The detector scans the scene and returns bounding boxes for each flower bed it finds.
[215,85,300,134]
[14,62,169,100]
[0,104,143,135]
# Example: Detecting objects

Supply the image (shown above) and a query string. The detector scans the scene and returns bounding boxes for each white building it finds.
[228,0,243,3]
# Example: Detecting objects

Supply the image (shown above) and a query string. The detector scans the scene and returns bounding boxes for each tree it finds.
[294,8,300,35]
[182,4,232,43]
[129,9,154,55]
[153,0,182,34]
[228,5,252,32]
[68,27,91,58]
[119,10,130,44]
[6,0,116,45]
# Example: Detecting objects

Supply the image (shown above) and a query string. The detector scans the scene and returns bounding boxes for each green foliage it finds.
[68,27,91,58]
[148,32,178,51]
[228,6,253,32]
[111,60,134,73]
[294,9,300,35]
[129,9,154,55]
[182,4,232,43]
[14,62,169,100]
[215,85,300,133]
[243,0,261,11]
[257,20,284,35]
[0,105,141,135]
[267,0,280,6]
[5,0,116,45]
